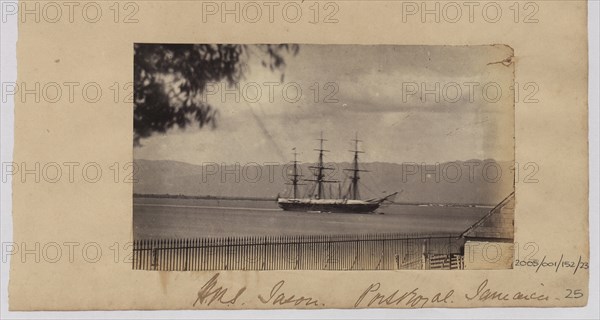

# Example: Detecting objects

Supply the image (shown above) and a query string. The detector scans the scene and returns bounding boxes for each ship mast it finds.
[286,148,303,199]
[307,132,336,199]
[292,148,300,198]
[344,132,367,200]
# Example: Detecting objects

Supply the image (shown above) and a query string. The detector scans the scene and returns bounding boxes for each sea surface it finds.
[133,197,491,239]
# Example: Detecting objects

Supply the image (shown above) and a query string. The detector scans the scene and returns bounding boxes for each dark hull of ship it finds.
[278,202,380,213]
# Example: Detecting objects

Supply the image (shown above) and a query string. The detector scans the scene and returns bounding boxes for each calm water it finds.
[133,197,490,239]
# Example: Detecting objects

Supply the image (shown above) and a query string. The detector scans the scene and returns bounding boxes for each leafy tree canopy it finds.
[134,44,299,146]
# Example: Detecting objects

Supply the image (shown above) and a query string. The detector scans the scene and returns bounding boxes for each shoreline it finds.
[133,193,495,208]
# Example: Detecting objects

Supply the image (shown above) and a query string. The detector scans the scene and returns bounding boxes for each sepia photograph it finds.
[132,44,515,271]
[4,0,594,314]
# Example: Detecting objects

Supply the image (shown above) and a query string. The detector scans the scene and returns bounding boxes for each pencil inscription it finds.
[465,279,550,302]
[193,273,246,307]
[258,280,320,306]
[354,282,454,308]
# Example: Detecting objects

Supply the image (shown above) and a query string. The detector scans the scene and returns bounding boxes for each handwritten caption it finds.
[191,272,587,308]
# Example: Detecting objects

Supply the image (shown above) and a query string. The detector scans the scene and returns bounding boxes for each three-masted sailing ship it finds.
[277,133,397,213]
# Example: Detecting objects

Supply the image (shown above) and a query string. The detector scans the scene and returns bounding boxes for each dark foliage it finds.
[134,44,299,146]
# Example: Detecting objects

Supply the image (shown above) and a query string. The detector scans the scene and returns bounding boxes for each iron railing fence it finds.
[133,233,465,271]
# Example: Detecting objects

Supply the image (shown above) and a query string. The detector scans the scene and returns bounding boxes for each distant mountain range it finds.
[133,159,514,205]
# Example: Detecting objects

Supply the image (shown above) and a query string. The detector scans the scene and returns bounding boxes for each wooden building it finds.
[461,192,515,270]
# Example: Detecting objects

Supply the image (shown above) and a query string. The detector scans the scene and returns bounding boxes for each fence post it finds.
[152,240,157,271]
[381,239,385,270]
[295,236,300,270]
[225,237,229,270]
[262,236,266,270]
[184,238,189,271]
[354,238,359,270]
[421,239,427,270]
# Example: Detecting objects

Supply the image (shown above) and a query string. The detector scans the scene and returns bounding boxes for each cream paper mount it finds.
[8,0,588,310]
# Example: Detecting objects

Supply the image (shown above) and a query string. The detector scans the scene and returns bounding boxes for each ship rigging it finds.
[277,133,398,213]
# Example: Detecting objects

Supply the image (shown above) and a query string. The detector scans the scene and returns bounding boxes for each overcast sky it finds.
[134,44,514,165]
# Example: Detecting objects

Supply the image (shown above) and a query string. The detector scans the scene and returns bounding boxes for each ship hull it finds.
[277,201,380,213]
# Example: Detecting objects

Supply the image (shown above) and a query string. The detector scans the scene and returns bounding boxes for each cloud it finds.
[135,45,514,165]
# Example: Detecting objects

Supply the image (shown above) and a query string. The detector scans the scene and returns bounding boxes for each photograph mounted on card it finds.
[7,0,588,311]
[132,44,515,272]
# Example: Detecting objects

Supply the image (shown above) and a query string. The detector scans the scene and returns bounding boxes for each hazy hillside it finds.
[133,159,514,205]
